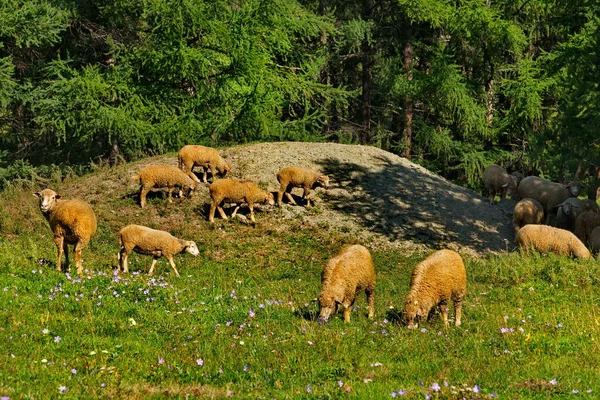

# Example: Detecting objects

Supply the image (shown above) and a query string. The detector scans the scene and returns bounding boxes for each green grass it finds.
[1,164,599,399]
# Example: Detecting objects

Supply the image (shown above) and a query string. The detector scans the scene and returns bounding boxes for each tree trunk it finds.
[360,0,374,145]
[402,25,414,159]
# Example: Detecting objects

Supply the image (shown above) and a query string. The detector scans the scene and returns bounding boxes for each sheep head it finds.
[565,181,583,197]
[184,241,200,256]
[316,175,330,189]
[404,299,428,329]
[34,189,61,214]
[317,293,338,322]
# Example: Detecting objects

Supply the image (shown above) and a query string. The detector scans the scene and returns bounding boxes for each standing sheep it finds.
[132,165,197,209]
[318,244,375,323]
[513,198,544,235]
[118,224,199,277]
[517,176,583,225]
[178,145,231,184]
[554,197,585,232]
[34,188,97,275]
[209,179,275,223]
[574,211,600,245]
[403,249,467,328]
[482,165,518,205]
[276,167,329,207]
[515,224,591,259]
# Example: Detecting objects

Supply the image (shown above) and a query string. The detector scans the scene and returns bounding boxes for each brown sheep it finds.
[118,224,199,277]
[208,179,275,223]
[588,226,600,254]
[513,198,544,235]
[318,244,375,323]
[34,189,97,275]
[517,176,583,225]
[482,165,518,205]
[276,167,329,207]
[131,165,197,209]
[574,211,600,245]
[583,199,600,214]
[178,145,231,184]
[515,224,591,259]
[403,249,467,329]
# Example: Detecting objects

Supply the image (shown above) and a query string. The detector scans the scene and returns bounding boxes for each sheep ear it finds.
[55,194,61,199]
[33,192,41,198]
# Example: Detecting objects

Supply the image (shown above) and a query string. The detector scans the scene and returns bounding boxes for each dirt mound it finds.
[221,142,514,255]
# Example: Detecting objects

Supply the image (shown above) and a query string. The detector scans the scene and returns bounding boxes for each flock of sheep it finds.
[33,147,597,327]
[483,164,600,259]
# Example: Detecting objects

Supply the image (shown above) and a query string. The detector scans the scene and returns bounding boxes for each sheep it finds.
[509,172,525,201]
[574,211,600,245]
[131,165,197,209]
[177,145,231,184]
[403,249,467,329]
[588,226,600,254]
[208,179,275,223]
[482,165,518,205]
[317,244,375,323]
[117,224,199,277]
[515,224,591,259]
[555,197,586,232]
[34,188,97,275]
[516,176,583,225]
[513,198,544,235]
[583,199,600,214]
[276,167,329,207]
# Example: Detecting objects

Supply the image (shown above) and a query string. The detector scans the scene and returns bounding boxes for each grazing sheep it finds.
[555,197,585,232]
[516,176,583,225]
[178,145,231,184]
[318,244,375,323]
[574,211,600,245]
[131,165,197,209]
[583,199,600,214]
[513,198,544,235]
[588,226,600,254]
[118,224,199,277]
[34,188,97,274]
[403,249,467,329]
[276,167,329,207]
[482,165,518,205]
[209,179,275,223]
[515,224,591,259]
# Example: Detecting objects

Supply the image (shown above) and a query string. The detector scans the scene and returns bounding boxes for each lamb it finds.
[482,165,518,205]
[317,244,375,323]
[515,224,591,259]
[516,176,583,225]
[555,197,585,232]
[178,145,231,184]
[276,167,329,207]
[34,188,97,275]
[588,226,600,254]
[208,178,275,223]
[403,249,467,329]
[131,165,197,208]
[574,211,600,245]
[117,224,199,277]
[513,198,544,235]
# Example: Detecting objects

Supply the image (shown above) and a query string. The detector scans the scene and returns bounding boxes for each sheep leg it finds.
[209,201,218,223]
[440,302,450,327]
[454,300,463,327]
[342,304,351,323]
[231,204,241,218]
[119,248,130,273]
[217,205,228,220]
[248,202,255,222]
[365,288,375,319]
[167,188,174,203]
[166,255,180,277]
[303,187,312,207]
[276,186,286,206]
[148,257,159,275]
[139,186,150,209]
[210,166,218,182]
[73,240,87,275]
[284,187,297,205]
[185,164,201,184]
[54,236,65,272]
[201,167,208,184]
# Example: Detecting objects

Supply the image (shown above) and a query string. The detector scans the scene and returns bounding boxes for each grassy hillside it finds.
[1,150,599,399]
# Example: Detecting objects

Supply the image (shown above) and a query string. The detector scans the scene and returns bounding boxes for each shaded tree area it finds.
[1,0,599,192]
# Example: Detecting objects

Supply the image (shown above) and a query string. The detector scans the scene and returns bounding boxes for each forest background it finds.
[1,0,599,193]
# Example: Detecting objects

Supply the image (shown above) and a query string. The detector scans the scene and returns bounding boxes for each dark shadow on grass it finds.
[316,155,514,252]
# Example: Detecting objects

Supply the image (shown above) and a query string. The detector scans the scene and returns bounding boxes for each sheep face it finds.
[318,294,338,322]
[185,241,200,256]
[404,300,426,329]
[34,189,61,214]
[566,181,583,197]
[218,163,231,178]
[316,175,329,189]
[265,192,275,205]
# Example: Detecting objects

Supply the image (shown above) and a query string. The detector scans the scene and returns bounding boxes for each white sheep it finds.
[276,167,329,207]
[574,210,600,245]
[515,224,591,259]
[318,244,375,323]
[513,198,544,235]
[131,165,197,208]
[117,224,199,277]
[34,188,97,275]
[403,249,467,328]
[208,178,275,223]
[517,176,583,225]
[178,145,231,184]
[482,165,518,205]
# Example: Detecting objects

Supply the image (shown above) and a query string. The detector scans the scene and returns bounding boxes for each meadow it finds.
[1,166,599,399]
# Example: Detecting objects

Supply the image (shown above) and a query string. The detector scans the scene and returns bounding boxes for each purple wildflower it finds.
[430,382,441,392]
[71,368,77,375]
[338,381,343,387]
[473,385,480,394]
[54,336,61,343]
[158,358,165,365]
[249,308,255,318]
[58,386,67,394]
[306,384,312,393]
[243,364,249,372]
[196,358,204,366]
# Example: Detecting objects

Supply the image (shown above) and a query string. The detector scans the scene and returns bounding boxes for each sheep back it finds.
[513,198,544,234]
[515,224,591,259]
[133,165,196,189]
[403,249,467,328]
[178,145,231,182]
[318,244,375,323]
